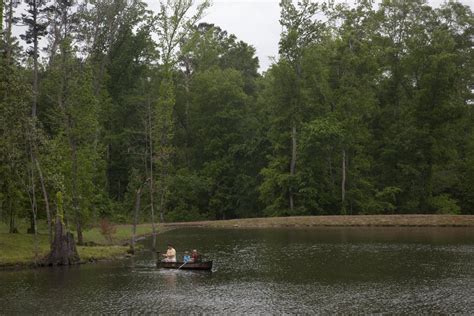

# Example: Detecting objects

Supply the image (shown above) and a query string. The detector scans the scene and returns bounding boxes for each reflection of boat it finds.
[156,261,213,270]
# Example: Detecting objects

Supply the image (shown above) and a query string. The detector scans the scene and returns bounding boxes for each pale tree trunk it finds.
[36,159,52,243]
[158,123,169,223]
[159,169,166,224]
[289,125,297,212]
[28,144,39,263]
[182,58,192,166]
[32,0,38,118]
[341,149,346,214]
[32,207,39,263]
[289,59,302,213]
[131,187,142,255]
[27,0,40,236]
[148,98,157,251]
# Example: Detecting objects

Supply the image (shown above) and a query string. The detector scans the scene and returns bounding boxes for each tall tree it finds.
[20,0,49,244]
[3,0,21,64]
[147,0,209,249]
[40,0,103,244]
[0,55,31,234]
[21,0,48,117]
[325,2,379,214]
[261,0,324,214]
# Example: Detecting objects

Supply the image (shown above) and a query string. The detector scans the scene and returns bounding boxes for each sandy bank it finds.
[160,215,474,229]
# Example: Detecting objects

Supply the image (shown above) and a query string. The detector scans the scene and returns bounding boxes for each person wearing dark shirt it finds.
[190,249,201,262]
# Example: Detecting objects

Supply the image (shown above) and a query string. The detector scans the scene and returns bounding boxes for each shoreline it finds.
[0,225,178,271]
[0,244,132,271]
[2,215,472,271]
[160,215,474,229]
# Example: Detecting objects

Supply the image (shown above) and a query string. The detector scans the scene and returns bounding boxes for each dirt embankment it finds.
[160,215,474,229]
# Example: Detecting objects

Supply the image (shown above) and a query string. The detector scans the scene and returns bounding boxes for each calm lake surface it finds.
[1,227,473,314]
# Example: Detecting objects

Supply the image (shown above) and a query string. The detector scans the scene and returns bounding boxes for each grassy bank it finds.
[2,215,472,268]
[0,222,157,268]
[161,214,474,229]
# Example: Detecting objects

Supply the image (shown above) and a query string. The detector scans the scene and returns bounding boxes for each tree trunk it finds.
[27,145,38,237]
[183,59,192,166]
[148,98,157,251]
[76,220,83,246]
[341,149,346,214]
[9,197,18,234]
[289,125,297,212]
[131,187,142,255]
[158,148,168,223]
[0,0,3,35]
[71,139,84,245]
[9,214,17,233]
[36,159,52,243]
[28,144,39,262]
[28,212,36,234]
[158,111,170,223]
[5,0,14,64]
[159,177,166,224]
[43,192,80,266]
[43,216,80,266]
[32,0,38,118]
[32,207,39,264]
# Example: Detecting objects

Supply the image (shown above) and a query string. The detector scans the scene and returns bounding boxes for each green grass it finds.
[77,245,129,261]
[81,224,155,245]
[0,233,50,266]
[0,221,156,267]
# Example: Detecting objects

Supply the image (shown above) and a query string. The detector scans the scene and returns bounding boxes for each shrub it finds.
[99,218,117,243]
[430,194,461,215]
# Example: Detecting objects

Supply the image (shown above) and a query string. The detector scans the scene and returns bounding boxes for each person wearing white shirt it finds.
[162,244,176,262]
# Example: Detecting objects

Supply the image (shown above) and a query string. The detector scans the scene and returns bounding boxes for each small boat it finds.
[157,261,213,271]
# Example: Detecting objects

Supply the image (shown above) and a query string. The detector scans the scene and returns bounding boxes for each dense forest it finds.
[0,0,473,242]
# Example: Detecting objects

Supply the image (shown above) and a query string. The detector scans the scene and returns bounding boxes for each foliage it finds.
[429,194,461,215]
[1,0,473,239]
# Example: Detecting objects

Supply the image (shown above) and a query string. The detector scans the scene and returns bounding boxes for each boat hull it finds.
[157,261,213,270]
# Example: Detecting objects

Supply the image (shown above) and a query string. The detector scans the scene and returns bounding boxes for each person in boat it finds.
[162,244,176,262]
[183,251,191,263]
[190,249,201,263]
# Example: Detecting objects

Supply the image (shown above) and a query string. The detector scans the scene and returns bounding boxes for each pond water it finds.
[0,227,473,314]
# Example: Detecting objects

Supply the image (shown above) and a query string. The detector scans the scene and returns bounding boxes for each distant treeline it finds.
[1,0,473,240]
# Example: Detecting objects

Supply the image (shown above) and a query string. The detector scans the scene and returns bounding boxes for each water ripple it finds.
[0,227,473,314]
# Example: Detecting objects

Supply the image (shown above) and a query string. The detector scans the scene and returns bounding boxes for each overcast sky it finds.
[146,0,474,71]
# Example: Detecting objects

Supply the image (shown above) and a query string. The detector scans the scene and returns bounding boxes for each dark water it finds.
[1,227,473,314]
